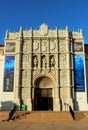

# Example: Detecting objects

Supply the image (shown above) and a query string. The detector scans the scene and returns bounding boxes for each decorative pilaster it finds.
[14,26,23,109]
[66,36,73,109]
[54,32,60,111]
[26,30,33,111]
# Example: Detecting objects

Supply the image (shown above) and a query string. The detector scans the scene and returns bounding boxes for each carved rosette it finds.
[60,70,67,86]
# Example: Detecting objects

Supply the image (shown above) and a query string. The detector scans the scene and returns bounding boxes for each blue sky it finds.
[0,0,88,44]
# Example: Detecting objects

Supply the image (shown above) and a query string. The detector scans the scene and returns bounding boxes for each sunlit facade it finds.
[0,24,88,111]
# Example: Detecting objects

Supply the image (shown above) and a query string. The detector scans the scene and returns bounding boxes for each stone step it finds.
[0,111,73,122]
[0,112,9,121]
[75,111,88,121]
[1,111,88,122]
[13,111,73,122]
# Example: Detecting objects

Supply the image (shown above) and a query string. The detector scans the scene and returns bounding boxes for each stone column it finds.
[54,35,60,111]
[14,27,23,109]
[47,39,50,70]
[26,33,33,111]
[66,37,73,109]
[39,38,41,70]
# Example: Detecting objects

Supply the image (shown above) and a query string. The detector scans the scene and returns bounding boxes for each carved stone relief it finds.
[60,70,67,85]
[50,40,56,51]
[59,43,66,52]
[50,55,55,68]
[59,30,67,37]
[33,55,38,69]
[23,41,31,52]
[42,56,47,68]
[60,54,66,68]
[41,40,47,52]
[36,77,53,88]
[22,54,30,68]
[50,69,56,81]
[33,40,39,50]
[39,23,48,36]
[23,45,29,52]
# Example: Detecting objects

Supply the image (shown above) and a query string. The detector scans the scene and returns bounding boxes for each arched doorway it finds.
[34,76,53,111]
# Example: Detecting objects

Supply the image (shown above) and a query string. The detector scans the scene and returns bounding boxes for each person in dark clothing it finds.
[69,105,75,120]
[7,104,16,121]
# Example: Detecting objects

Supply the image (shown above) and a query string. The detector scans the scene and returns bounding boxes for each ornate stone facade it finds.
[3,23,85,111]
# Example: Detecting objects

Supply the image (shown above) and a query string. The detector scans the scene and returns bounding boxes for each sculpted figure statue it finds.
[42,57,47,68]
[51,56,55,67]
[33,56,38,68]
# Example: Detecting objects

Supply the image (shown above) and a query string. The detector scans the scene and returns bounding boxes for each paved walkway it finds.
[0,121,88,130]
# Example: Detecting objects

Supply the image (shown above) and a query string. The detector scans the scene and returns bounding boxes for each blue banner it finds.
[3,56,15,91]
[74,55,85,92]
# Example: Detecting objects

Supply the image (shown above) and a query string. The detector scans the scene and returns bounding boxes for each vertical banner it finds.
[3,56,15,91]
[74,55,85,92]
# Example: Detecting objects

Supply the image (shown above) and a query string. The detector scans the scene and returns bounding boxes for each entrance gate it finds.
[34,88,53,111]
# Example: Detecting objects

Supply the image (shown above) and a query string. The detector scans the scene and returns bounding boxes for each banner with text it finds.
[3,56,15,92]
[74,55,85,92]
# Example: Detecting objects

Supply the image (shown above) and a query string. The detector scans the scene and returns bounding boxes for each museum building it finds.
[0,23,88,111]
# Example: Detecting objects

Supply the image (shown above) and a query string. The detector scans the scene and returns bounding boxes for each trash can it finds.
[21,104,27,111]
